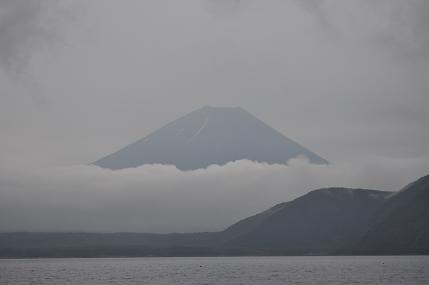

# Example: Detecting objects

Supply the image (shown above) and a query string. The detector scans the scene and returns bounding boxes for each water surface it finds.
[0,256,428,284]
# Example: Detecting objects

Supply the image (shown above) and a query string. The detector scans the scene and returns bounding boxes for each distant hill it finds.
[1,174,428,257]
[94,106,328,170]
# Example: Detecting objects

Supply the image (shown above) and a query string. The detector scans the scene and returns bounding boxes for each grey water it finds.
[0,256,428,285]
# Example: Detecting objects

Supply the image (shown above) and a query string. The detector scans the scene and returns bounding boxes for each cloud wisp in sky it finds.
[295,0,429,56]
[0,0,74,75]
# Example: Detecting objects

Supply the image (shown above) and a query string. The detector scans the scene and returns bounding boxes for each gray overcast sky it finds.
[0,0,428,167]
[0,0,429,232]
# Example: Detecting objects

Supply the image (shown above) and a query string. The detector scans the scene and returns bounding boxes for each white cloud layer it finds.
[1,158,428,233]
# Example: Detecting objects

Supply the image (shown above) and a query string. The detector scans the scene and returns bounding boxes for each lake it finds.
[0,256,428,284]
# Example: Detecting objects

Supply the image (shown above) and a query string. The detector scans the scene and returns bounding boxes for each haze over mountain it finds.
[94,106,328,170]
[1,174,427,257]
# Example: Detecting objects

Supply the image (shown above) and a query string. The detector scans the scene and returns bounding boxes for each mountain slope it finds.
[354,174,429,254]
[223,188,391,254]
[94,106,328,170]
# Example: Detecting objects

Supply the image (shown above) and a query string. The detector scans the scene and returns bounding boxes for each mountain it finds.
[1,174,428,257]
[222,174,429,255]
[94,106,328,170]
[354,174,429,254]
[221,188,391,254]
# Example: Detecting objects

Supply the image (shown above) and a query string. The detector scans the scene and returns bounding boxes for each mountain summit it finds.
[94,106,328,170]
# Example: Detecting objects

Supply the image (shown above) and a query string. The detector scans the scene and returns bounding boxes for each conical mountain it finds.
[94,106,328,170]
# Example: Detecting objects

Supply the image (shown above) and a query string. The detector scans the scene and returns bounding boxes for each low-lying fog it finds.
[1,157,428,233]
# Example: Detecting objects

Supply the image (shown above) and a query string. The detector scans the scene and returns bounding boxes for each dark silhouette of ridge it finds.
[221,188,391,253]
[354,174,429,254]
